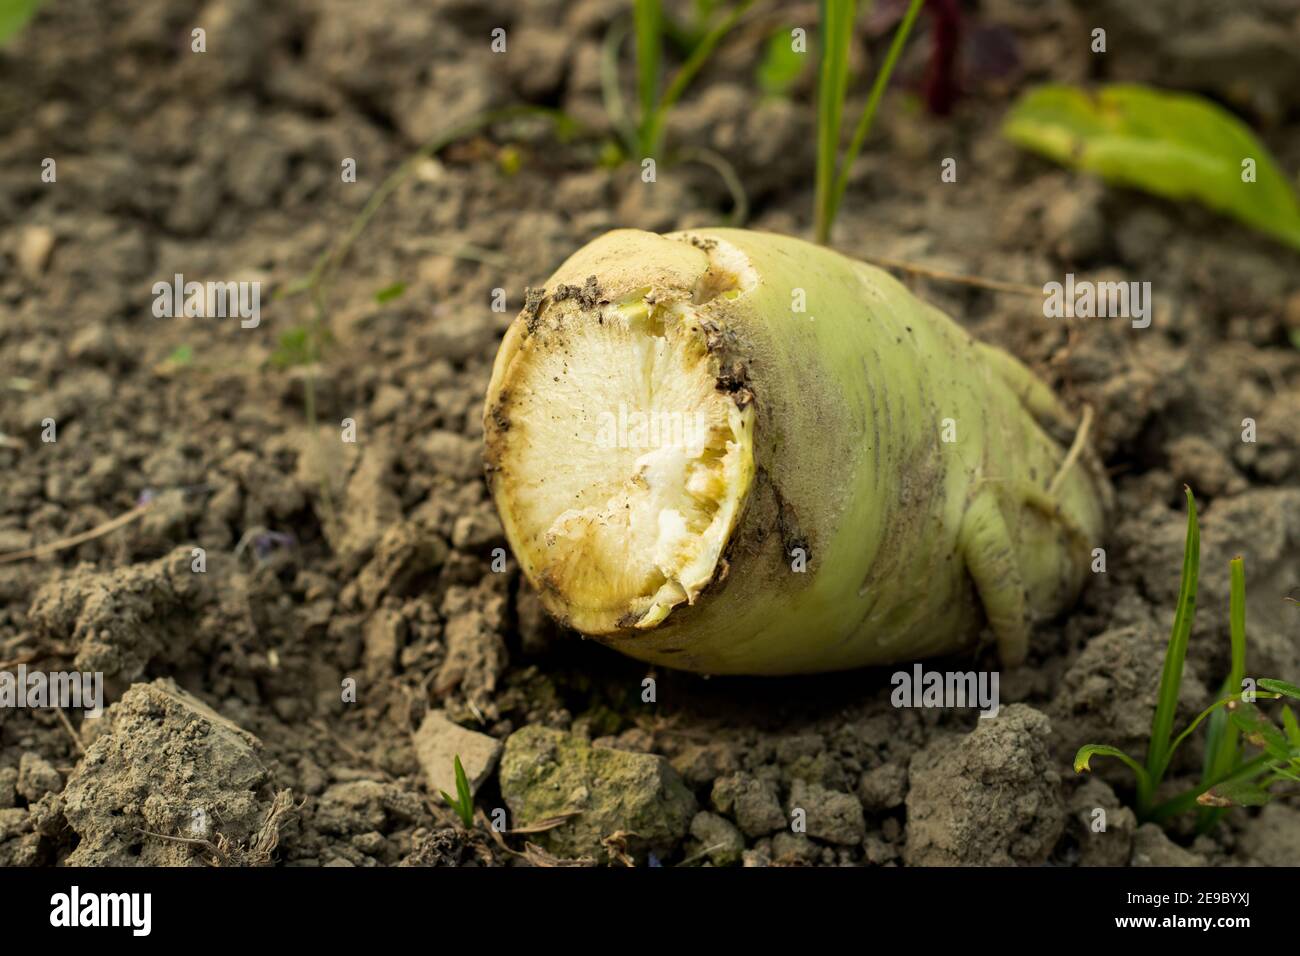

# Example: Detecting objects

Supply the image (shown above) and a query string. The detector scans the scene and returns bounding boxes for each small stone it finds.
[711,773,785,837]
[857,762,908,812]
[499,725,696,861]
[0,807,31,843]
[787,780,865,846]
[451,508,504,551]
[1131,823,1204,867]
[362,605,404,680]
[315,780,423,836]
[770,831,820,865]
[17,753,62,802]
[355,523,449,609]
[412,710,502,799]
[1068,778,1137,867]
[423,430,481,481]
[0,767,17,808]
[688,811,744,867]
[1237,804,1300,867]
[17,225,56,278]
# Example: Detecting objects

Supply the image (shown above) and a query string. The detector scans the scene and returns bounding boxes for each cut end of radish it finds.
[486,289,754,636]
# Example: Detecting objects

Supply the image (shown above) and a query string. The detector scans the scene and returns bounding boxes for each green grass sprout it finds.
[619,0,755,161]
[756,25,808,98]
[814,0,925,244]
[373,281,408,304]
[0,0,41,45]
[439,755,475,829]
[1074,487,1300,825]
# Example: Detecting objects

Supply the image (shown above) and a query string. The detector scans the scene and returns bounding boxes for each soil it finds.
[1,0,1298,867]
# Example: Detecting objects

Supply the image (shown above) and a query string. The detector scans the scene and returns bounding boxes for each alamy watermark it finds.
[594,403,707,454]
[50,886,151,936]
[0,665,104,716]
[891,664,1000,718]
[1043,273,1151,329]
[152,273,261,328]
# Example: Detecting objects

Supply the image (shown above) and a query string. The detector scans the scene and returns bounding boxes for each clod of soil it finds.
[499,725,698,861]
[61,680,279,866]
[904,705,1065,866]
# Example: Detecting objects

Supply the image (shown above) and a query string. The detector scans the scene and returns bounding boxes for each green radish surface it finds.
[484,228,1110,675]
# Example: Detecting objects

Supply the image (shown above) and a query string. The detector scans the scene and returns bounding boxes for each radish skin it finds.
[484,228,1110,675]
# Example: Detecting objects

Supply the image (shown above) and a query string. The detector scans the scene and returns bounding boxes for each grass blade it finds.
[656,0,755,124]
[634,0,663,157]
[1149,751,1274,822]
[456,755,473,827]
[1230,704,1293,761]
[1074,744,1151,794]
[601,16,636,153]
[1259,678,1300,702]
[0,0,41,45]
[1197,778,1271,808]
[1199,555,1247,830]
[1142,487,1199,811]
[813,0,856,244]
[830,0,925,220]
[1282,705,1300,747]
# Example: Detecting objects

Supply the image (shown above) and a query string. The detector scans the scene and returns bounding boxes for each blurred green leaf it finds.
[1260,678,1300,702]
[1230,702,1293,761]
[1073,744,1149,790]
[756,27,805,97]
[0,0,40,44]
[270,325,330,369]
[1197,778,1271,808]
[373,281,407,304]
[164,344,194,367]
[1282,706,1300,748]
[1004,84,1300,252]
[1144,487,1199,800]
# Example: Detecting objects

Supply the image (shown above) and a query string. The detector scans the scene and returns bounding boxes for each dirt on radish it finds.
[1,0,1299,868]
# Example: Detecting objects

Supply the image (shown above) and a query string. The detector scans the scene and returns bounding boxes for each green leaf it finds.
[1073,744,1149,790]
[830,0,926,225]
[1281,705,1300,748]
[0,0,41,44]
[1259,678,1300,702]
[442,754,473,828]
[270,326,313,369]
[634,0,662,156]
[813,0,856,244]
[1145,487,1199,801]
[1003,84,1300,252]
[164,344,194,367]
[454,754,471,808]
[1197,778,1271,809]
[1199,556,1247,830]
[756,27,806,97]
[1230,703,1293,761]
[373,281,407,304]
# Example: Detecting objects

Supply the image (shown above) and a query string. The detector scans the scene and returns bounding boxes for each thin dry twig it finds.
[55,708,85,755]
[0,652,38,671]
[134,828,230,865]
[0,503,150,566]
[862,253,1043,296]
[504,811,583,836]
